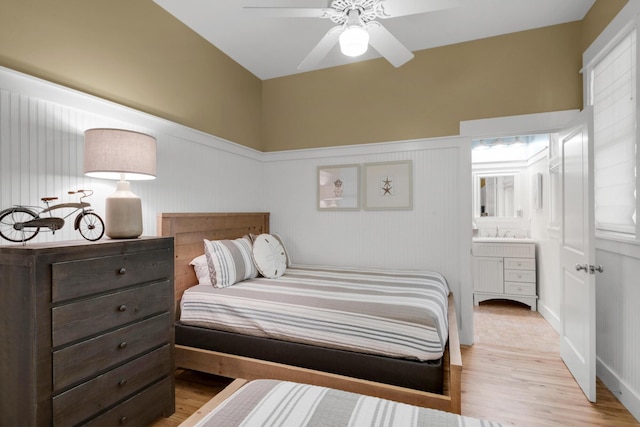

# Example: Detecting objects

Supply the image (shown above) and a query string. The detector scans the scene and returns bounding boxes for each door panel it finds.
[559,108,596,402]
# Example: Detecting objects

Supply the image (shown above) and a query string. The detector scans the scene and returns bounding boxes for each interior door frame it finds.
[460,109,581,345]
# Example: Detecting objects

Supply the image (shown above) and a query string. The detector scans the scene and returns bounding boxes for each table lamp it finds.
[83,128,156,239]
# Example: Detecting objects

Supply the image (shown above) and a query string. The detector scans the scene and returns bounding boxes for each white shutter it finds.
[592,29,637,235]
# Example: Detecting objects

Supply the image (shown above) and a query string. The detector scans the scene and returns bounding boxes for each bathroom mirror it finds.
[474,173,517,218]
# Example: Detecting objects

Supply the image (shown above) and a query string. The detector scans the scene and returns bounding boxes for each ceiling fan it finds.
[244,0,465,71]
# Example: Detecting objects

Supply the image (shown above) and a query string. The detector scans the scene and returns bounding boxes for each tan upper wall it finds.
[262,0,628,152]
[263,22,583,151]
[0,0,263,151]
[0,0,628,152]
[582,0,629,51]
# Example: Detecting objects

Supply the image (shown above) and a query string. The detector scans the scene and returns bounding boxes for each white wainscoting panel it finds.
[595,248,640,421]
[264,140,474,344]
[0,69,265,245]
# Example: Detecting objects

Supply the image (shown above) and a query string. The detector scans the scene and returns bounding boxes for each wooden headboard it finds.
[157,212,270,311]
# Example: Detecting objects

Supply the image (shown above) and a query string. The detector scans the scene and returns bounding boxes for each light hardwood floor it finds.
[152,300,639,426]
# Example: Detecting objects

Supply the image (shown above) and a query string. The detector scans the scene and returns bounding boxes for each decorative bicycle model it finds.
[0,189,104,243]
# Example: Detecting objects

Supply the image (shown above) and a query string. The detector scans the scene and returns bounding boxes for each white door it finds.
[559,108,596,402]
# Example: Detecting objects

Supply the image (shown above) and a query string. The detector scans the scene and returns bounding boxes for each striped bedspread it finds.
[180,264,450,361]
[191,379,503,427]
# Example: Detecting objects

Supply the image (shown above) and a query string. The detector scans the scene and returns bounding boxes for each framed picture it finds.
[317,164,360,210]
[363,160,413,210]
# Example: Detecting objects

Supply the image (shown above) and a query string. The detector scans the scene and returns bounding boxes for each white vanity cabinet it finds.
[472,240,537,310]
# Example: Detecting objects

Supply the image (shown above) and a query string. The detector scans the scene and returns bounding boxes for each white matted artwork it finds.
[363,160,413,210]
[317,164,360,210]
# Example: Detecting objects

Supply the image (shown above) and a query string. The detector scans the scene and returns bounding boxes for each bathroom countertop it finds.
[472,237,535,243]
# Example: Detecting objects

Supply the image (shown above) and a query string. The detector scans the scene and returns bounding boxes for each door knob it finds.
[575,263,588,272]
[589,264,604,274]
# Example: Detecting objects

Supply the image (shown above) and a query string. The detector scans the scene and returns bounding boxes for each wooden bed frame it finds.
[158,212,462,414]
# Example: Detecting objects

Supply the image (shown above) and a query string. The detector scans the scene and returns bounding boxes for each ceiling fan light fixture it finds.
[339,25,369,57]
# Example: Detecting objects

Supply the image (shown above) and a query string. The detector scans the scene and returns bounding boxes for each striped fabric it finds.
[194,379,504,427]
[204,237,258,288]
[180,264,449,361]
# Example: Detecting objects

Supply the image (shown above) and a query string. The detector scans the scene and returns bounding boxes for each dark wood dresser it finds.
[0,237,175,426]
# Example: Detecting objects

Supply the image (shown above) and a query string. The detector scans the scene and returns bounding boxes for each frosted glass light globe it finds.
[339,26,369,57]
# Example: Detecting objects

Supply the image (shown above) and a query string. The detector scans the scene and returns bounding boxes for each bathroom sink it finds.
[472,237,534,243]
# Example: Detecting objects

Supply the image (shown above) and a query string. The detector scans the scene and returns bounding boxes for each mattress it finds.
[180,264,450,362]
[190,379,504,427]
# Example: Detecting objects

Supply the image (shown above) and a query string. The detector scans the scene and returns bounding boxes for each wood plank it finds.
[178,378,247,427]
[175,346,455,411]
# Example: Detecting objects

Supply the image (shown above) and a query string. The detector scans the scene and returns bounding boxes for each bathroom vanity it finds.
[472,238,537,310]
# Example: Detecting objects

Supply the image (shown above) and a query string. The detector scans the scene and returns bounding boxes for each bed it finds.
[179,379,499,427]
[158,212,462,413]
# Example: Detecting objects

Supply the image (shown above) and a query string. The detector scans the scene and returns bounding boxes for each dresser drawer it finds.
[82,376,174,427]
[505,282,536,296]
[504,257,535,270]
[52,280,171,347]
[53,312,171,391]
[53,345,172,427]
[504,269,536,283]
[52,248,172,302]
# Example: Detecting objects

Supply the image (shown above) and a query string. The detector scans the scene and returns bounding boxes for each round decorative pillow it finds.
[252,233,287,279]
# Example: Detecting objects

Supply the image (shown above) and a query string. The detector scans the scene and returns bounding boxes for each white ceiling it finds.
[153,0,596,80]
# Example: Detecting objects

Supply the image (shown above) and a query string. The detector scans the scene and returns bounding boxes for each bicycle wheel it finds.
[0,208,40,242]
[77,212,105,241]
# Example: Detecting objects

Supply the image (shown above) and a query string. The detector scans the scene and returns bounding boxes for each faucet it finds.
[495,226,499,237]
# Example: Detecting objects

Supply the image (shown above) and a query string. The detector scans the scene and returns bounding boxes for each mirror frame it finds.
[473,170,521,220]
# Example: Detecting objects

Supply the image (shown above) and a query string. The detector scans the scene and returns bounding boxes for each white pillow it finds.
[204,236,258,288]
[252,234,287,279]
[189,254,212,286]
[272,232,292,267]
[250,232,291,267]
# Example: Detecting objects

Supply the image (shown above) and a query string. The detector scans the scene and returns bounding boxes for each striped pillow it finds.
[204,236,258,288]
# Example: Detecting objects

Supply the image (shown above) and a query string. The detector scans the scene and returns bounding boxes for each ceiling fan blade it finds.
[366,21,414,68]
[243,7,332,18]
[377,0,468,18]
[297,26,342,71]
[242,0,334,18]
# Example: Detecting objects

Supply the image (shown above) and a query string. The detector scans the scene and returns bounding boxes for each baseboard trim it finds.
[597,358,640,422]
[537,300,560,334]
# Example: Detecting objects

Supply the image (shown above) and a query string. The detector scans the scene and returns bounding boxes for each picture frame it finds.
[363,160,413,210]
[317,164,360,210]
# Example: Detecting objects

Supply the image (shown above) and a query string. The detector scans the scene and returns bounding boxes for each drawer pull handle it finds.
[120,416,128,424]
[118,341,128,349]
[119,267,127,275]
[118,304,127,312]
[118,379,127,386]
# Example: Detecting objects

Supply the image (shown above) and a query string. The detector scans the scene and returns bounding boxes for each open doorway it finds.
[461,110,578,336]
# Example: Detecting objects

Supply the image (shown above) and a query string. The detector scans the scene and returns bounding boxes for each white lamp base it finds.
[105,180,143,239]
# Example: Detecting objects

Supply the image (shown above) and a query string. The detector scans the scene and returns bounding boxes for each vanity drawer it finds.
[504,257,535,270]
[53,345,172,427]
[52,280,171,347]
[53,312,171,391]
[505,282,536,296]
[504,269,536,283]
[52,249,172,302]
